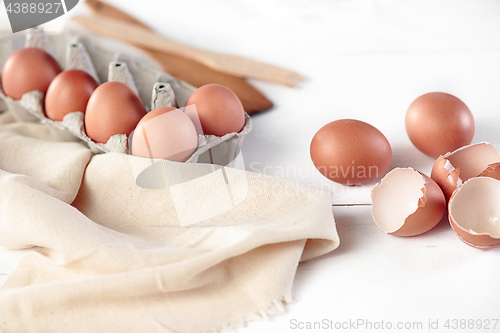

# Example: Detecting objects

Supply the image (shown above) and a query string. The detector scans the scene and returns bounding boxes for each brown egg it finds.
[405,92,475,158]
[131,107,198,162]
[310,119,392,185]
[85,81,146,144]
[1,47,61,100]
[185,84,245,136]
[45,69,99,121]
[371,168,446,237]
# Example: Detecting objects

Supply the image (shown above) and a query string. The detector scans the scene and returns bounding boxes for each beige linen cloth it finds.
[0,111,339,333]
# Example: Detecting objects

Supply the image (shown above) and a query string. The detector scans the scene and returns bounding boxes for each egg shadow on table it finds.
[473,120,500,145]
[299,205,373,268]
[332,206,371,256]
[388,144,435,175]
[301,180,453,268]
[310,205,451,265]
[430,211,452,236]
[245,104,276,118]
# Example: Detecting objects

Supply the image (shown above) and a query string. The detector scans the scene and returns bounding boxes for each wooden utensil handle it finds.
[72,16,209,64]
[85,0,151,30]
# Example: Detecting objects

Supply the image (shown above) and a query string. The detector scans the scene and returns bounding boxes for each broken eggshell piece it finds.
[371,168,446,236]
[448,177,500,249]
[431,142,500,200]
[479,162,500,179]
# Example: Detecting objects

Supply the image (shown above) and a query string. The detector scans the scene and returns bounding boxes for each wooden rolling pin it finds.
[83,0,273,114]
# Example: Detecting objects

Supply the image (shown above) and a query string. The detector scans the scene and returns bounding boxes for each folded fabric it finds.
[0,111,339,333]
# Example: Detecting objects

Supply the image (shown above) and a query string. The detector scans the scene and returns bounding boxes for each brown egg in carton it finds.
[0,27,252,166]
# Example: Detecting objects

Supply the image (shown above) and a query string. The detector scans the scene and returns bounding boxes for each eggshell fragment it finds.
[479,162,500,179]
[448,177,500,249]
[431,142,500,200]
[371,168,446,236]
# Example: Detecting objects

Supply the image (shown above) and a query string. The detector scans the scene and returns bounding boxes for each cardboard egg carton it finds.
[0,27,252,165]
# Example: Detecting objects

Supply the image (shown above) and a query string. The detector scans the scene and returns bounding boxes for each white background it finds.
[1,0,500,332]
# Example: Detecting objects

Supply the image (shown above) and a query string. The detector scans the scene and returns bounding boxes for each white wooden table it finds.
[1,1,500,332]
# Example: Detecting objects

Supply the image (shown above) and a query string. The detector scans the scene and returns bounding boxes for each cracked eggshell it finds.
[448,177,500,249]
[431,142,500,200]
[371,167,446,236]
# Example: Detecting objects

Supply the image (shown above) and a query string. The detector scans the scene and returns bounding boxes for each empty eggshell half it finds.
[431,142,500,200]
[448,177,500,249]
[371,168,446,236]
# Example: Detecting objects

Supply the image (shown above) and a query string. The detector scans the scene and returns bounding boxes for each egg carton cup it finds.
[0,27,252,165]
